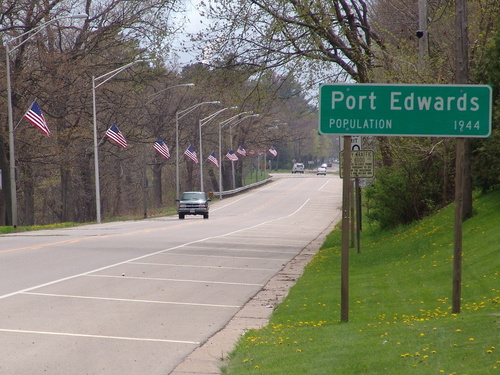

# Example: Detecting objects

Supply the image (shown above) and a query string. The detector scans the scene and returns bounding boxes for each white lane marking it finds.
[22,292,240,308]
[164,253,288,261]
[0,328,200,345]
[174,247,299,255]
[86,274,264,286]
[210,180,280,212]
[163,198,311,253]
[0,198,310,301]
[129,262,276,271]
[318,179,331,191]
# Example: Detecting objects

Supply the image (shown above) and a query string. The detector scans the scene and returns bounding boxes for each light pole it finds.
[5,13,88,228]
[218,114,258,198]
[199,107,238,192]
[175,101,220,199]
[92,59,152,223]
[142,83,194,218]
[5,14,88,228]
[146,83,195,104]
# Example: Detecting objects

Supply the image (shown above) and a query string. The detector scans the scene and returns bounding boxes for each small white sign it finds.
[340,135,362,151]
[340,150,374,178]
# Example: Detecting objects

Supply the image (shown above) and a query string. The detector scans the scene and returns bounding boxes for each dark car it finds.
[176,191,211,219]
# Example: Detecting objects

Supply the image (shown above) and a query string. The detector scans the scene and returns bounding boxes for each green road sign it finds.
[319,84,492,137]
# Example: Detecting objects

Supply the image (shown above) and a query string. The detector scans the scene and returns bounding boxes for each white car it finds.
[292,163,305,173]
[317,167,327,175]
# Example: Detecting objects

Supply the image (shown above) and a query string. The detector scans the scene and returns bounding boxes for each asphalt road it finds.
[0,172,342,374]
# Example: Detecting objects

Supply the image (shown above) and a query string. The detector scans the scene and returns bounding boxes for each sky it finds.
[171,0,208,65]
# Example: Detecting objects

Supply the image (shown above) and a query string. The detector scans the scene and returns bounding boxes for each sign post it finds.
[341,136,351,322]
[320,83,492,322]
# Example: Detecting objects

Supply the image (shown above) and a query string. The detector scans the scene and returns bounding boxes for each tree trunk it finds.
[208,168,219,192]
[22,164,35,226]
[152,163,163,206]
[0,134,11,225]
[60,166,75,222]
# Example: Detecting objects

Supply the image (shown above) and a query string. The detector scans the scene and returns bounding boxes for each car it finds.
[176,191,211,219]
[317,167,327,175]
[292,163,305,173]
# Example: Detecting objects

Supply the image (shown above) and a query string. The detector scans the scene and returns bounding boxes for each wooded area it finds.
[196,0,499,227]
[1,0,498,228]
[0,0,329,226]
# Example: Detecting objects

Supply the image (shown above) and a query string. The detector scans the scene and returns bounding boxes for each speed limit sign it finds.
[340,135,362,151]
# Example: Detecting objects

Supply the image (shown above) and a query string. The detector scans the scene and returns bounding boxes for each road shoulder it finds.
[169,222,335,375]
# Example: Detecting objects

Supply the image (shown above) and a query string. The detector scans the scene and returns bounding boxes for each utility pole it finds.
[341,136,352,322]
[417,0,428,68]
[452,0,468,315]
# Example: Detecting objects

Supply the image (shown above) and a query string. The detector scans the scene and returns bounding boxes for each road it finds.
[0,172,342,374]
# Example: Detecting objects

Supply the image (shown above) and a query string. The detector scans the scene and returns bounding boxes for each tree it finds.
[196,0,384,85]
[471,13,500,192]
[0,0,183,225]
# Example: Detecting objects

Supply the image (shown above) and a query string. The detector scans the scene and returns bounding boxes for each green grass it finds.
[222,190,500,374]
[0,222,80,234]
[0,207,179,233]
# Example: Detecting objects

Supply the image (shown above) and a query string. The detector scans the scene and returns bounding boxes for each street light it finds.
[218,113,259,198]
[92,59,152,224]
[5,13,88,228]
[146,83,195,104]
[199,107,238,192]
[175,101,220,199]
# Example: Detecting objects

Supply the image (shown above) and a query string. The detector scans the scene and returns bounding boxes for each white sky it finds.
[170,0,208,65]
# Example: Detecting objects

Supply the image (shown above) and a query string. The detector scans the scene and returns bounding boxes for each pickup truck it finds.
[176,191,211,219]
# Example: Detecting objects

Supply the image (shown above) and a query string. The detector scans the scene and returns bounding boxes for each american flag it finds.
[207,152,219,168]
[184,145,198,163]
[153,138,170,159]
[24,101,50,136]
[236,146,246,156]
[268,147,277,157]
[105,124,127,148]
[226,150,238,162]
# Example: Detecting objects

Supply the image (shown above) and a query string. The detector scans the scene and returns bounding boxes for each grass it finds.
[0,206,179,234]
[0,221,80,234]
[222,190,500,374]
